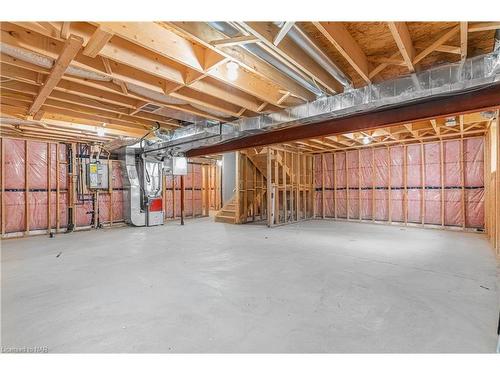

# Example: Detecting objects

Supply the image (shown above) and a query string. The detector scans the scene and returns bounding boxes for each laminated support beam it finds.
[186,83,500,157]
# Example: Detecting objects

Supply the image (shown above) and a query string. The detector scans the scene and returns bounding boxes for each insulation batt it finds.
[313,137,484,228]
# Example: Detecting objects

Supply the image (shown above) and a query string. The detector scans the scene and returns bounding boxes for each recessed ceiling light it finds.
[226,61,239,81]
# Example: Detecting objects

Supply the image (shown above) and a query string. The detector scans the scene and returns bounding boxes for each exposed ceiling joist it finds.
[460,22,468,60]
[28,34,83,116]
[82,26,114,58]
[387,22,416,73]
[209,35,259,47]
[413,25,460,65]
[166,22,315,102]
[239,21,344,94]
[313,22,370,83]
[273,22,295,46]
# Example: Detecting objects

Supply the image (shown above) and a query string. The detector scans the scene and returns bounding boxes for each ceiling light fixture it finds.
[362,136,372,145]
[445,117,457,126]
[226,61,239,81]
[96,127,106,137]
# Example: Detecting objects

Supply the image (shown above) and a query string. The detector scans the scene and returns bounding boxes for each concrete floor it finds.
[1,218,498,353]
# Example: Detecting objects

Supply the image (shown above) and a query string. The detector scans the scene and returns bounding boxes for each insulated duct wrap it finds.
[145,51,500,157]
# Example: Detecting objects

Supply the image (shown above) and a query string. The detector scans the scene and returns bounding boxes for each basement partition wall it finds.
[313,136,486,231]
[163,162,221,220]
[0,137,221,239]
[232,147,314,226]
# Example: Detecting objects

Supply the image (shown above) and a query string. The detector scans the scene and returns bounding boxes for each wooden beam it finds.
[468,22,500,33]
[210,35,259,47]
[28,34,83,116]
[168,22,315,102]
[434,45,461,55]
[60,22,70,39]
[387,22,415,72]
[460,22,468,60]
[3,23,275,116]
[273,22,295,46]
[413,26,460,65]
[240,22,344,94]
[186,83,500,157]
[314,22,370,83]
[82,26,114,58]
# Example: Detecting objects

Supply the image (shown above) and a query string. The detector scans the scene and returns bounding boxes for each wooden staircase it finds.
[246,149,292,179]
[214,148,293,225]
[214,196,237,224]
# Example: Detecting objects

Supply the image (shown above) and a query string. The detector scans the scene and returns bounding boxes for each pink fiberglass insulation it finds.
[324,153,334,188]
[406,144,422,188]
[390,146,404,188]
[193,165,202,187]
[424,142,441,187]
[76,198,93,227]
[390,189,404,222]
[49,144,56,190]
[424,189,441,225]
[4,138,25,189]
[465,188,484,228]
[444,140,461,186]
[112,161,123,189]
[55,192,69,228]
[314,155,322,187]
[4,192,25,233]
[165,174,174,190]
[98,193,110,223]
[346,150,359,188]
[28,141,48,190]
[29,191,49,230]
[359,149,373,188]
[194,190,202,215]
[184,190,193,216]
[407,189,422,223]
[347,189,359,219]
[374,189,388,221]
[165,190,174,218]
[360,190,372,220]
[444,189,462,226]
[314,193,322,217]
[374,148,388,187]
[324,190,334,217]
[336,189,347,218]
[335,152,346,188]
[58,160,68,190]
[464,137,484,187]
[184,164,193,189]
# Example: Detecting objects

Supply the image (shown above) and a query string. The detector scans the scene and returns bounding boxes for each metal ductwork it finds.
[143,50,500,157]
[285,25,352,88]
[207,22,325,97]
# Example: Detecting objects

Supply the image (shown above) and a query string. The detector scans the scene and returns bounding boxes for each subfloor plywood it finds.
[1,218,498,352]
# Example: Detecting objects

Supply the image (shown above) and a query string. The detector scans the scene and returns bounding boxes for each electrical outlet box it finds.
[86,163,109,189]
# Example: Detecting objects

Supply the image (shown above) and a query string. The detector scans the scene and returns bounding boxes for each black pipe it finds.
[65,143,75,233]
